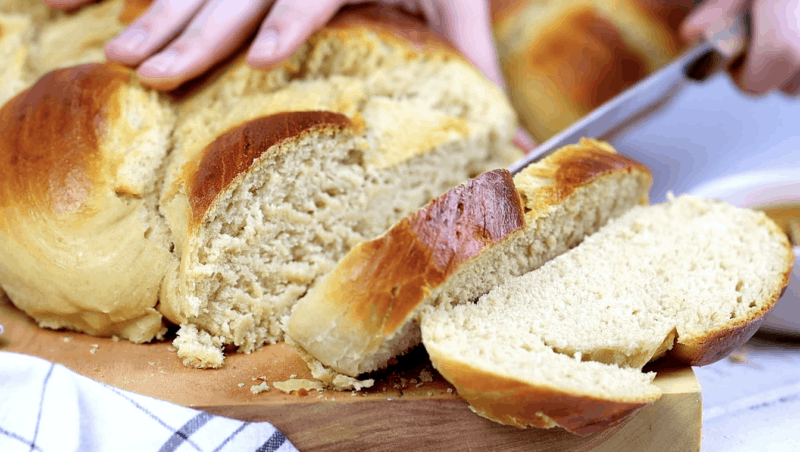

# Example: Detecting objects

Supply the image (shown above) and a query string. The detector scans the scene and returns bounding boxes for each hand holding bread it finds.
[39,0,504,92]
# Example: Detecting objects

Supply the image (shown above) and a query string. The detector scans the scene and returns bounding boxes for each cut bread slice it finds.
[421,194,794,434]
[160,4,520,369]
[286,139,653,378]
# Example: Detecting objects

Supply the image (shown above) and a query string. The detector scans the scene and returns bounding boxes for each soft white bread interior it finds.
[0,63,176,343]
[0,0,148,106]
[421,195,794,434]
[0,3,519,356]
[286,139,652,379]
[155,4,520,368]
[0,12,33,107]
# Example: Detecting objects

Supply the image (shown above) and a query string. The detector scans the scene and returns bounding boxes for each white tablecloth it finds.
[0,352,298,452]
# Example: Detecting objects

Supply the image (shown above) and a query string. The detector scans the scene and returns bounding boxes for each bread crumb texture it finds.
[0,3,518,365]
[286,139,652,378]
[421,195,793,433]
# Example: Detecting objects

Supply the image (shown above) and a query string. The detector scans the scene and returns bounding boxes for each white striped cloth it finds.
[0,352,298,452]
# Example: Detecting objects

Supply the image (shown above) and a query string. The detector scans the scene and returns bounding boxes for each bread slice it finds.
[159,4,520,369]
[286,139,652,379]
[421,195,794,434]
[0,63,177,343]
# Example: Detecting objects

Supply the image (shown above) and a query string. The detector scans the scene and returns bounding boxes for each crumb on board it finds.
[257,375,268,381]
[89,344,99,354]
[728,352,747,363]
[446,388,453,393]
[167,345,178,352]
[148,362,156,366]
[273,379,325,394]
[250,382,271,394]
[415,383,424,388]
[62,337,73,343]
[111,335,120,342]
[290,374,297,379]
[238,383,245,388]
[419,369,434,382]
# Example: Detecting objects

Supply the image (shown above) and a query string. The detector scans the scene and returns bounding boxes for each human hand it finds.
[43,0,501,89]
[43,0,534,150]
[682,0,800,96]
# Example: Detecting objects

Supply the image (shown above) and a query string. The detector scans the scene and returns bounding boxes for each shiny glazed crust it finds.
[287,139,652,377]
[286,170,525,376]
[491,0,693,141]
[0,63,174,342]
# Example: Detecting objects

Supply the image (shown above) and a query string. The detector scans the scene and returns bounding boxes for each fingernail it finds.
[114,29,148,53]
[250,28,280,60]
[141,50,179,75]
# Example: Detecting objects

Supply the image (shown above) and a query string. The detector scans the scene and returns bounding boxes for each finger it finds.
[43,0,96,10]
[680,0,748,43]
[137,0,273,91]
[247,0,346,68]
[105,0,208,66]
[425,0,506,88]
[736,0,800,95]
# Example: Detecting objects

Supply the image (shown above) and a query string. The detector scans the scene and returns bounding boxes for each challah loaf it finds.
[421,195,794,434]
[286,139,652,378]
[0,63,176,342]
[158,4,519,368]
[491,0,693,141]
[0,4,520,365]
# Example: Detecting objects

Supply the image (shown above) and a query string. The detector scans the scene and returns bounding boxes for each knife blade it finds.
[509,12,749,175]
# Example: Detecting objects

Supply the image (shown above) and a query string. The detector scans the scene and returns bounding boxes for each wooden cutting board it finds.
[0,298,702,451]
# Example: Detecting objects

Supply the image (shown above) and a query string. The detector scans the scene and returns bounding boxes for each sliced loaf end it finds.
[421,194,793,433]
[422,308,661,435]
[287,139,652,379]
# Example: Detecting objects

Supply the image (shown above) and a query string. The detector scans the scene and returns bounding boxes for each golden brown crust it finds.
[184,111,353,226]
[520,139,651,216]
[672,235,795,366]
[287,170,525,376]
[0,63,129,214]
[427,348,655,435]
[346,169,524,335]
[628,0,694,50]
[490,0,531,24]
[525,6,647,110]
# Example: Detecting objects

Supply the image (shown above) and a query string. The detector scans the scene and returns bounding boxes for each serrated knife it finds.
[509,12,749,175]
